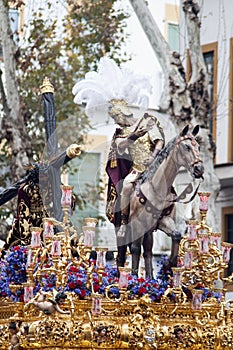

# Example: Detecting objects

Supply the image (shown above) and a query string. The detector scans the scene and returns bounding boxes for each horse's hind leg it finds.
[143,231,153,279]
[131,238,142,277]
[116,244,127,267]
[157,215,181,266]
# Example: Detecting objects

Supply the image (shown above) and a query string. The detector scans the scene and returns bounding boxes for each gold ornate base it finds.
[1,294,233,349]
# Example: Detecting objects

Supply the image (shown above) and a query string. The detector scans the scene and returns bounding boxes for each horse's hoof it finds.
[131,269,139,277]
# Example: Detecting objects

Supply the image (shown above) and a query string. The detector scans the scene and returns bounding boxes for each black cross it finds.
[0,77,76,222]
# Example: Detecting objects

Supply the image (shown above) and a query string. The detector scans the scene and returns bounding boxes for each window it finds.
[187,43,218,141]
[9,8,19,44]
[68,152,101,228]
[228,38,233,162]
[168,23,179,52]
[202,43,218,141]
[222,207,233,275]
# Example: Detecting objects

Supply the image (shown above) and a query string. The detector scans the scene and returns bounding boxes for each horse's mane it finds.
[139,135,177,184]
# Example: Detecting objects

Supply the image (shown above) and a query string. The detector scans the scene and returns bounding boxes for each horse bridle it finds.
[175,134,203,167]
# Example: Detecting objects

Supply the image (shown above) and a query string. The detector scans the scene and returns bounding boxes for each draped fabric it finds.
[105,129,132,227]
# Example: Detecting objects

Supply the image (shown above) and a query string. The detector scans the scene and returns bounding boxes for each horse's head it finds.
[176,125,204,179]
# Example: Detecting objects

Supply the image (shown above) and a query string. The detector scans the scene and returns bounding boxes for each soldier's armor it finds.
[119,115,164,173]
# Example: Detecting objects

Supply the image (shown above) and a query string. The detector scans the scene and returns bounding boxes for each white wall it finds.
[180,0,233,165]
[201,0,233,165]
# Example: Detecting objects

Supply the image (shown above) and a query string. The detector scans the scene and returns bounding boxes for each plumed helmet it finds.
[72,57,153,118]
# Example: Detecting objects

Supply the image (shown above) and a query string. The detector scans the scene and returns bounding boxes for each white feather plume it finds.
[72,57,153,117]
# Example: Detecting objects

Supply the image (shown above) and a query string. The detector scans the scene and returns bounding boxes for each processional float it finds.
[1,187,233,348]
[1,79,233,349]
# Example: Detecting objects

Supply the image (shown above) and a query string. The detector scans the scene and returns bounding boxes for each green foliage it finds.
[0,0,129,224]
[16,0,129,158]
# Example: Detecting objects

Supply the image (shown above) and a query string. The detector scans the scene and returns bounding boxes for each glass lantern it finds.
[172,267,183,288]
[24,285,34,303]
[82,226,95,248]
[26,249,34,269]
[43,219,54,239]
[184,251,193,269]
[186,220,199,240]
[210,232,222,249]
[51,239,61,257]
[198,233,209,254]
[192,289,203,310]
[30,227,42,248]
[221,242,233,263]
[61,185,73,207]
[96,248,108,269]
[91,294,102,315]
[118,267,131,288]
[198,192,211,212]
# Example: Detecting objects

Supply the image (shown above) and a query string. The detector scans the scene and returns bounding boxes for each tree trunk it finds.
[129,0,220,229]
[0,0,32,241]
[0,0,31,181]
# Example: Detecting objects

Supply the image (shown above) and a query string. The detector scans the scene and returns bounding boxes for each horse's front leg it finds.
[131,238,142,277]
[157,216,181,266]
[143,230,154,279]
[116,227,128,268]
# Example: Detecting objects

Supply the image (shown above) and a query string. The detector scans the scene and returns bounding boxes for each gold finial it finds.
[40,77,54,94]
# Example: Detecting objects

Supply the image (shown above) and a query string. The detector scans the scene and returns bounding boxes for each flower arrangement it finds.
[0,246,223,304]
